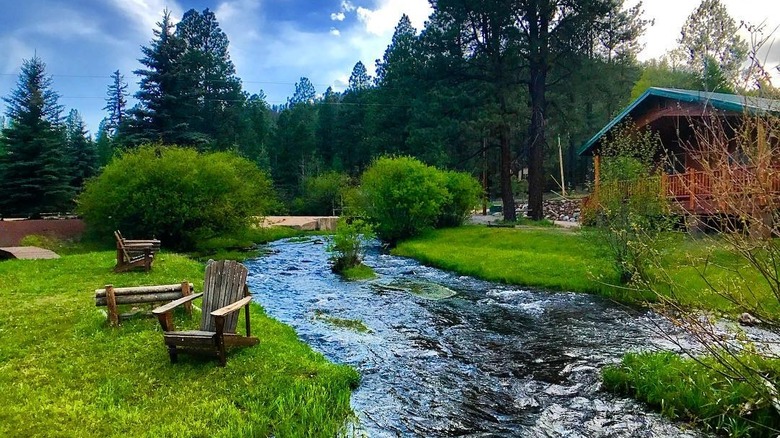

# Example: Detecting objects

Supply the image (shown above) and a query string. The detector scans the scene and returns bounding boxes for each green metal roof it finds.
[577,87,780,156]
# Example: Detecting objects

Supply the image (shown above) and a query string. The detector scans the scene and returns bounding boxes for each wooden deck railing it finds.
[591,166,780,215]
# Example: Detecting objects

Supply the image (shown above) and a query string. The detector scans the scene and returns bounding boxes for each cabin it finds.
[579,87,780,215]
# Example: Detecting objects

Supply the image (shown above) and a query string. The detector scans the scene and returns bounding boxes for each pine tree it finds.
[348,61,372,91]
[64,109,98,190]
[129,9,191,145]
[95,118,114,167]
[176,8,245,149]
[288,77,316,106]
[678,0,748,85]
[104,70,128,135]
[0,56,73,216]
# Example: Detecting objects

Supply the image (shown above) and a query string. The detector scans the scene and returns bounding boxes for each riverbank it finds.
[393,225,778,316]
[0,247,358,436]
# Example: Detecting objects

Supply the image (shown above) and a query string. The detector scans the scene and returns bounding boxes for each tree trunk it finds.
[500,123,516,221]
[526,1,549,221]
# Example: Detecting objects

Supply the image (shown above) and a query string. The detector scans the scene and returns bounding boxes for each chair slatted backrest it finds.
[114,230,132,262]
[200,260,248,333]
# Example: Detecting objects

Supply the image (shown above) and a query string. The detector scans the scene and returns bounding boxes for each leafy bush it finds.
[292,171,350,216]
[351,156,481,244]
[437,170,482,228]
[352,156,449,245]
[77,145,276,251]
[328,218,374,274]
[589,122,671,283]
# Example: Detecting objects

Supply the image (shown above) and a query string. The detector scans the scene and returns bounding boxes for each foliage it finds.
[77,146,276,251]
[64,109,98,190]
[603,351,780,437]
[103,69,128,136]
[314,310,372,332]
[631,57,701,100]
[328,218,375,275]
[19,234,65,250]
[0,247,359,437]
[352,156,449,244]
[437,170,482,228]
[293,171,350,216]
[590,121,671,283]
[677,0,748,85]
[0,56,73,217]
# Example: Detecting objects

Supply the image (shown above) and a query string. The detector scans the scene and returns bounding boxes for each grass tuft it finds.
[313,310,372,333]
[603,351,780,437]
[340,263,377,281]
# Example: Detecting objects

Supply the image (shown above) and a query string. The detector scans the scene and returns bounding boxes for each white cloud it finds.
[330,28,341,36]
[355,0,431,36]
[331,12,345,21]
[341,1,356,13]
[109,0,184,36]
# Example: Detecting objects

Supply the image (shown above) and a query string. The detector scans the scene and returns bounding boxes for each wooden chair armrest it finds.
[211,296,252,318]
[152,292,203,315]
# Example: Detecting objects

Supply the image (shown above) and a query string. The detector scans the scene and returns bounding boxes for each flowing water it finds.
[244,238,704,437]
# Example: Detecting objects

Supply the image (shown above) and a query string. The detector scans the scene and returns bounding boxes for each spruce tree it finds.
[176,8,245,149]
[0,56,73,216]
[104,70,128,136]
[129,9,191,145]
[64,109,98,189]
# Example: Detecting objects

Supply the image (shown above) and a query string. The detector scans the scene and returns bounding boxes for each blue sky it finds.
[0,0,777,134]
[0,0,433,133]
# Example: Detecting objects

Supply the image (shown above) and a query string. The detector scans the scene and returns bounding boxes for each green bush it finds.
[292,171,350,216]
[328,218,374,274]
[352,156,449,244]
[437,170,482,228]
[77,145,276,251]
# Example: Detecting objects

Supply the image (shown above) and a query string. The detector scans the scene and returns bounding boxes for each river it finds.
[244,237,703,437]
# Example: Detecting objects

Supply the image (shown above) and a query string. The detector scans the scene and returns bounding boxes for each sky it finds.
[0,0,778,134]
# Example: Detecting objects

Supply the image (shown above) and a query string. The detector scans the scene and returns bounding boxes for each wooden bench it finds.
[114,230,161,272]
[95,282,194,326]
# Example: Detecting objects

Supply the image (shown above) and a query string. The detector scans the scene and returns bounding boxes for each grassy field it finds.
[393,225,778,315]
[0,248,358,437]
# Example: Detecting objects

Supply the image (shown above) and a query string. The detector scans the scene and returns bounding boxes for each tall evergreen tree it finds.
[104,69,128,135]
[129,9,191,145]
[0,56,73,216]
[64,109,98,190]
[95,118,114,167]
[348,61,372,91]
[678,0,748,85]
[176,8,245,149]
[288,77,316,106]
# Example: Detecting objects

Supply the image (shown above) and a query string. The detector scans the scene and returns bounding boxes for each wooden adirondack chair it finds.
[114,231,160,273]
[152,260,258,366]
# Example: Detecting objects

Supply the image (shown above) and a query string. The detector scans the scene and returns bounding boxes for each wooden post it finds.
[105,284,119,327]
[482,138,488,215]
[181,281,192,317]
[558,136,566,196]
[593,155,601,195]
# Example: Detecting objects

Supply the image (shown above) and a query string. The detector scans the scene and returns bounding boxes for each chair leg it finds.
[217,338,226,367]
[167,345,178,364]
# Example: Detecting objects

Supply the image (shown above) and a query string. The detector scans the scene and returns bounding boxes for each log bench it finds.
[95,282,194,326]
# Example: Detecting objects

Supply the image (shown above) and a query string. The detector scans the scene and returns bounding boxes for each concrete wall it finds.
[0,219,85,246]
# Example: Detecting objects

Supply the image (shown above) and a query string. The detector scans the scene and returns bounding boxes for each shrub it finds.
[292,171,350,216]
[352,156,449,245]
[437,170,482,228]
[328,218,374,274]
[77,145,276,251]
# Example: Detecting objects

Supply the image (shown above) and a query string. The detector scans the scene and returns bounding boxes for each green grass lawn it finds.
[393,225,778,315]
[0,249,358,437]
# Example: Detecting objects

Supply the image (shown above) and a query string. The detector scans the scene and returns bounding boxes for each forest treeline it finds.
[0,0,774,218]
